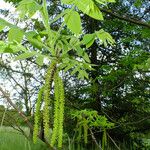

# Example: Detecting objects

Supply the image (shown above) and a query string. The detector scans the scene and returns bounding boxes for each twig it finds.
[89,128,103,150]
[107,133,121,150]
[0,107,7,127]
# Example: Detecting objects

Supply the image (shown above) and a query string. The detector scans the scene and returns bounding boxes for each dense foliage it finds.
[0,0,150,149]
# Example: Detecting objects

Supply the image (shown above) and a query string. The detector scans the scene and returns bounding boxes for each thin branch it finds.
[0,61,43,84]
[100,8,150,29]
[0,61,33,77]
[8,73,25,91]
[0,86,33,130]
[11,125,29,139]
[89,128,103,150]
[107,133,121,150]
[123,116,150,125]
[6,114,29,139]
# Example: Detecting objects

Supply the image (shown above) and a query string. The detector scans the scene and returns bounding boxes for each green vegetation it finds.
[0,0,149,149]
[0,127,48,150]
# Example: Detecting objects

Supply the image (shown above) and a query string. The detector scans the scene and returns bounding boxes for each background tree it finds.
[0,0,150,149]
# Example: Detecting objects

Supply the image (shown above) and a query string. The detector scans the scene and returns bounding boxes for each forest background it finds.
[0,0,150,150]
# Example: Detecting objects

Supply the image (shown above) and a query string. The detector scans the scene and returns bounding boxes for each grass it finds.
[1,127,149,150]
[0,126,49,150]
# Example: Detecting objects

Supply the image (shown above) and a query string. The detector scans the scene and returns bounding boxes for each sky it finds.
[0,0,15,19]
[0,0,15,11]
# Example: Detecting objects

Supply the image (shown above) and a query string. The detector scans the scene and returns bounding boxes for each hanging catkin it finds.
[43,61,56,139]
[33,60,65,148]
[33,86,44,143]
[51,71,65,148]
[83,118,88,144]
[51,71,60,146]
[57,75,65,148]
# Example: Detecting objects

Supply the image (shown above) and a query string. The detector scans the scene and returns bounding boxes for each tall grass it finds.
[0,126,48,150]
[1,127,149,150]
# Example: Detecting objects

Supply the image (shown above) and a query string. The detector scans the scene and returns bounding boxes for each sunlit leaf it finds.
[64,11,82,34]
[16,0,41,18]
[96,29,115,46]
[15,51,37,60]
[82,33,95,48]
[8,28,24,43]
[76,0,103,20]
[36,55,44,66]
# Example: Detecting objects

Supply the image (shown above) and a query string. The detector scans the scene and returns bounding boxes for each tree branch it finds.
[100,8,150,29]
[107,133,121,150]
[0,61,43,84]
[0,86,33,130]
[89,128,102,150]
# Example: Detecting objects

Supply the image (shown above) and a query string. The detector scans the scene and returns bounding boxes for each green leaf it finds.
[16,0,41,18]
[134,0,142,7]
[107,0,115,2]
[25,31,44,49]
[15,51,37,60]
[0,18,10,27]
[9,42,27,53]
[96,29,115,46]
[0,41,7,53]
[76,0,103,20]
[83,53,91,63]
[141,28,150,38]
[0,17,16,29]
[61,39,71,54]
[95,0,115,4]
[49,9,70,25]
[69,37,80,46]
[36,55,44,66]
[64,11,82,34]
[0,41,27,53]
[0,25,5,32]
[74,46,90,63]
[82,34,95,44]
[16,43,27,52]
[75,45,84,56]
[0,18,24,44]
[82,34,95,48]
[95,0,106,5]
[55,40,64,50]
[71,67,79,75]
[78,70,89,79]
[83,63,94,70]
[8,28,24,43]
[64,63,75,72]
[25,31,37,37]
[61,0,75,4]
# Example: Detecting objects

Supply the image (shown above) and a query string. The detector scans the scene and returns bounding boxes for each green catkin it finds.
[33,87,44,143]
[50,71,65,148]
[51,71,60,146]
[77,123,82,142]
[57,76,65,148]
[43,61,56,140]
[102,129,107,150]
[83,118,88,144]
[42,60,65,148]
